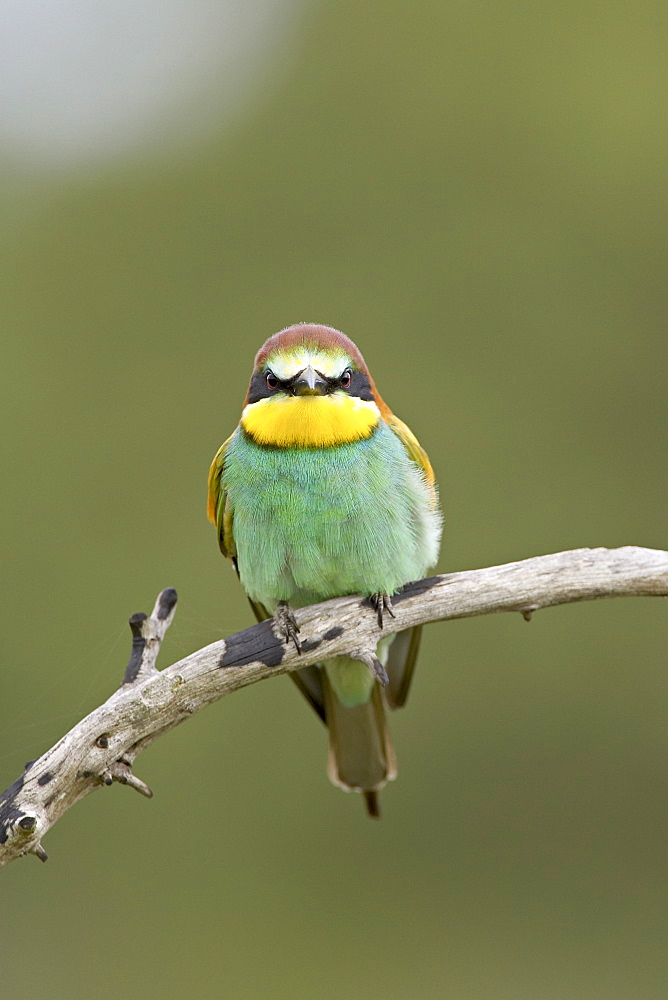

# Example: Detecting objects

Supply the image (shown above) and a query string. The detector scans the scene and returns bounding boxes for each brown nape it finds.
[364,790,381,819]
[254,323,368,372]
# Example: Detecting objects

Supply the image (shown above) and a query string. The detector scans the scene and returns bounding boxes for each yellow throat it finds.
[241,392,381,448]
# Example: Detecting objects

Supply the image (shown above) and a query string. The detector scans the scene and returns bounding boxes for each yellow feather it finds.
[384,412,438,505]
[241,394,380,448]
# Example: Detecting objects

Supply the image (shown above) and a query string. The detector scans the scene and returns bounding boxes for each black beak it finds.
[292,365,328,396]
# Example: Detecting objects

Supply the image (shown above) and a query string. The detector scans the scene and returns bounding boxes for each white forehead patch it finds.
[266,348,349,381]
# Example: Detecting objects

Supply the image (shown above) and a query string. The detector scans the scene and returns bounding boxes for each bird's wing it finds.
[384,624,423,710]
[207,434,236,559]
[383,412,437,709]
[384,412,438,504]
[209,446,328,725]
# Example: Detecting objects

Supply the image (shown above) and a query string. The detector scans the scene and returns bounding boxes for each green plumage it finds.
[209,324,442,814]
[222,423,437,614]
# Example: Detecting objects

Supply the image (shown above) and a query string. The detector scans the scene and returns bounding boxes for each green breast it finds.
[223,424,439,610]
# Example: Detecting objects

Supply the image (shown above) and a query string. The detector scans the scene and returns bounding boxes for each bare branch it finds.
[1,546,666,869]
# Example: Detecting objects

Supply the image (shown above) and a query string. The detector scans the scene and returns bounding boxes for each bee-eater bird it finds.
[207,323,442,816]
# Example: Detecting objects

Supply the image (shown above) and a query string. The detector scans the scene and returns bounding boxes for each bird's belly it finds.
[224,428,440,610]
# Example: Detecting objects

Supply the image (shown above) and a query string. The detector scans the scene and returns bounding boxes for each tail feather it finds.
[363,791,381,819]
[385,625,422,710]
[323,676,396,816]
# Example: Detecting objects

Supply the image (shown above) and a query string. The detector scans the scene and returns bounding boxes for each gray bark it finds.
[1,545,666,869]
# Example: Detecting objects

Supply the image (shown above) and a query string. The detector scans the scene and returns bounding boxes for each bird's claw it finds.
[371,592,396,629]
[275,601,302,653]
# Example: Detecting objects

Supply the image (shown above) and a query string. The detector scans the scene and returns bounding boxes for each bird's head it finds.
[240,324,390,448]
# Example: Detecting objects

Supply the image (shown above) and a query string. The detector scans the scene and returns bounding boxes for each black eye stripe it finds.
[246,367,375,404]
[247,371,281,403]
[341,370,374,401]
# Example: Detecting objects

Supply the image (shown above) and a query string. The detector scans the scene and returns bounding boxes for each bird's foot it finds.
[370,592,396,629]
[275,601,301,653]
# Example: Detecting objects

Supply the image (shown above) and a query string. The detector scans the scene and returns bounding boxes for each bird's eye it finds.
[340,369,352,389]
[266,372,279,390]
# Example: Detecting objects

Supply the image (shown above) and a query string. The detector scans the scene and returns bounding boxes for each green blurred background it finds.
[1,2,666,997]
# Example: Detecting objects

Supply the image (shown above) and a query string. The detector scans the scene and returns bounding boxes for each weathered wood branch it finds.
[1,545,666,869]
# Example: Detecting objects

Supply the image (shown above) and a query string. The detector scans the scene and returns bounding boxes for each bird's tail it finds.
[322,672,397,819]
